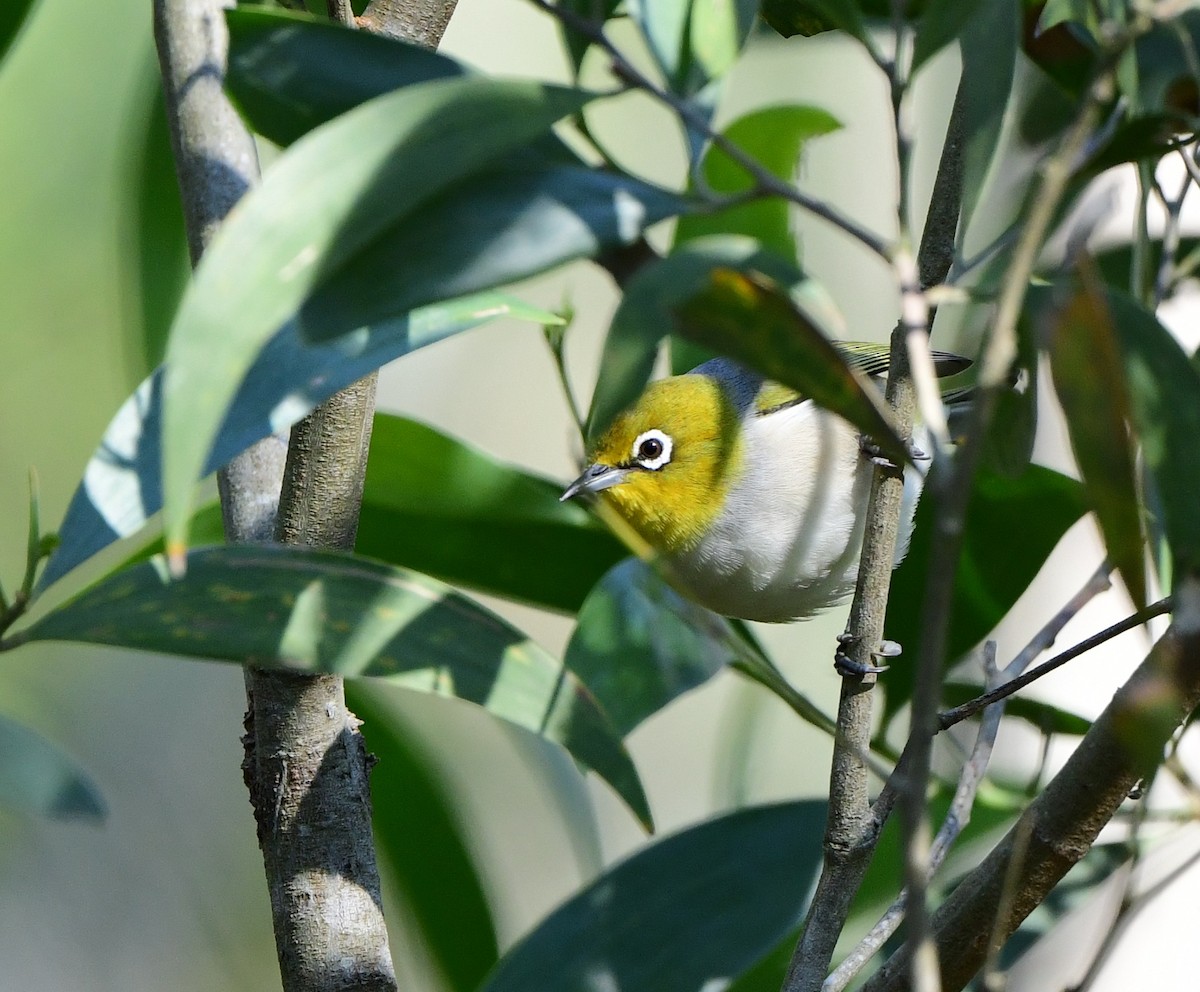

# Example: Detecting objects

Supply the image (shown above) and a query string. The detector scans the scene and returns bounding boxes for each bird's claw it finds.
[833,634,902,677]
[857,435,929,471]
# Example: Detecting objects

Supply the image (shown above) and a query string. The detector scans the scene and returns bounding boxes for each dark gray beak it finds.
[560,463,630,502]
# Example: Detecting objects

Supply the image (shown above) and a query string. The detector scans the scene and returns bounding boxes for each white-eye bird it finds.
[561,349,968,624]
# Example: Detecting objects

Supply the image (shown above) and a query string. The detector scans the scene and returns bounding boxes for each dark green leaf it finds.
[941,682,1092,736]
[357,414,625,613]
[226,6,466,147]
[478,801,827,992]
[564,559,740,736]
[298,162,690,342]
[348,685,498,992]
[912,0,984,72]
[631,0,690,92]
[131,82,189,369]
[958,0,1019,237]
[41,293,551,591]
[21,545,652,828]
[1131,10,1200,120]
[1045,271,1146,608]
[0,0,37,63]
[883,465,1088,725]
[587,236,805,443]
[674,268,911,467]
[673,104,840,260]
[0,714,105,821]
[758,0,871,45]
[555,0,622,75]
[160,77,594,559]
[1093,285,1200,577]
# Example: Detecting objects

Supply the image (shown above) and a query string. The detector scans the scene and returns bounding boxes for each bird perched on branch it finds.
[561,349,970,630]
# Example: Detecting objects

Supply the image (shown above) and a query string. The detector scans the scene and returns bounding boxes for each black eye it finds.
[638,437,663,460]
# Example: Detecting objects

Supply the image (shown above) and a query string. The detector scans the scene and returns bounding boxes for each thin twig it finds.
[938,595,1170,731]
[528,0,893,261]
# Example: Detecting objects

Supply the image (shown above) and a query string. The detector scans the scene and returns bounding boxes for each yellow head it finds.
[562,374,745,553]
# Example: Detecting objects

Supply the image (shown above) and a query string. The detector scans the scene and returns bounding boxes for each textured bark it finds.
[358,0,457,45]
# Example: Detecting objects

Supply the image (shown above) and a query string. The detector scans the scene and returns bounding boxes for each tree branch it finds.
[860,578,1200,992]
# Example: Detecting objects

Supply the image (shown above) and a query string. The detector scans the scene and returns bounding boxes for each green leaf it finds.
[564,559,740,736]
[160,76,594,561]
[673,104,841,260]
[20,545,652,829]
[348,685,498,992]
[631,0,691,92]
[689,0,759,84]
[912,0,984,73]
[0,0,37,64]
[758,0,871,46]
[1096,286,1200,578]
[226,6,466,147]
[587,236,806,443]
[130,81,189,369]
[0,714,105,821]
[41,293,548,591]
[958,0,1019,238]
[941,682,1091,736]
[298,162,689,341]
[674,268,911,468]
[883,465,1088,725]
[554,0,623,75]
[357,415,626,613]
[1045,272,1146,609]
[478,801,827,992]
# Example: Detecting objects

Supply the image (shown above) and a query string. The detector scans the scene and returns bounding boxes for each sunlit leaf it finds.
[160,77,594,560]
[673,268,910,467]
[673,104,840,260]
[1045,271,1146,608]
[349,685,498,992]
[587,236,805,443]
[0,714,105,821]
[40,293,551,591]
[883,465,1088,725]
[19,545,652,828]
[564,558,740,736]
[358,415,625,613]
[478,801,827,992]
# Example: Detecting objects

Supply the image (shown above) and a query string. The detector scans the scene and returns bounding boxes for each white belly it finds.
[664,403,925,622]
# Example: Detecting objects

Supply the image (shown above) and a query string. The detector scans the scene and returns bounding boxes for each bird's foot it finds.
[834,633,902,677]
[857,434,929,471]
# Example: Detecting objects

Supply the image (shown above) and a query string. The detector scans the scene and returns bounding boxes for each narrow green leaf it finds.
[20,545,652,828]
[1045,272,1146,608]
[348,685,499,992]
[478,801,827,992]
[564,559,740,736]
[41,293,548,591]
[883,465,1088,725]
[298,162,689,342]
[161,77,593,561]
[958,0,1019,238]
[0,714,105,821]
[587,236,806,444]
[357,415,626,613]
[630,0,691,92]
[673,104,841,260]
[225,6,466,147]
[1095,286,1200,578]
[911,0,984,72]
[688,0,759,84]
[0,0,37,64]
[673,268,911,467]
[555,0,623,74]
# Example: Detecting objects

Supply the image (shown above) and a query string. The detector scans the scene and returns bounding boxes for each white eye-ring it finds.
[632,429,673,470]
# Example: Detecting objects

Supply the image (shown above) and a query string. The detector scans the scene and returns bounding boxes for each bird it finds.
[561,349,969,629]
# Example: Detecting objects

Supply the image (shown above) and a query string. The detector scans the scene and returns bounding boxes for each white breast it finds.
[665,402,926,622]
